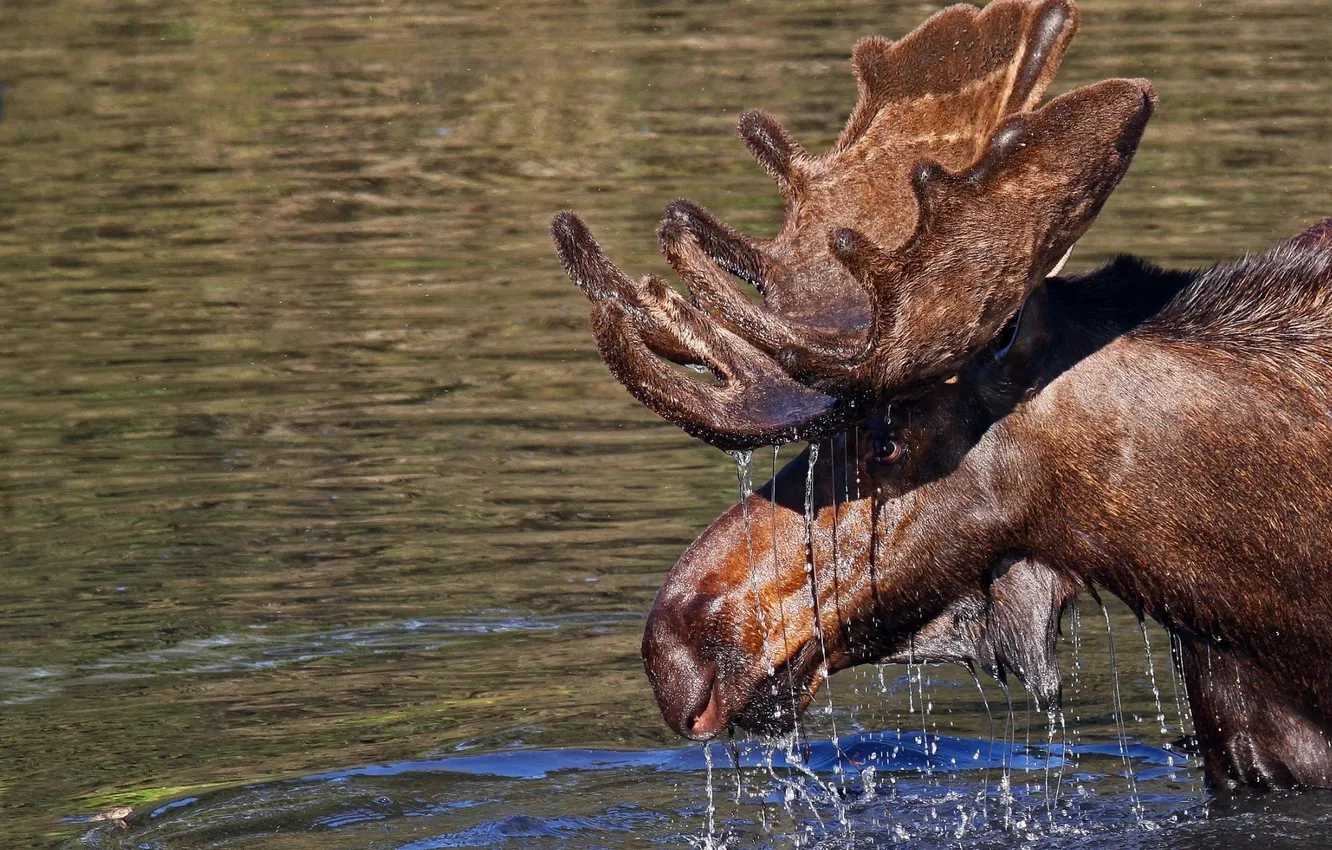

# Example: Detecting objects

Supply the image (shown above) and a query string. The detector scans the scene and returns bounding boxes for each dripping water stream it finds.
[702,742,718,849]
[997,679,1016,830]
[1169,630,1196,741]
[726,449,758,844]
[1099,601,1145,824]
[1141,621,1169,737]
[973,673,995,810]
[764,447,835,829]
[734,450,822,831]
[802,442,836,725]
[800,442,853,834]
[1068,601,1086,783]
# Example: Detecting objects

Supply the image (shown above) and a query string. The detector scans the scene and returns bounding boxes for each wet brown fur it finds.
[643,231,1332,790]
[550,0,1332,791]
[860,237,1332,790]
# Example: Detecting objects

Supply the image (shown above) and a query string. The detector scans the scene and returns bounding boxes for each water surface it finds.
[1,0,1330,847]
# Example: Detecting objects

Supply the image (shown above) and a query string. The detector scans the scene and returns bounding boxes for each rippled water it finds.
[1,0,1330,847]
[75,730,1199,849]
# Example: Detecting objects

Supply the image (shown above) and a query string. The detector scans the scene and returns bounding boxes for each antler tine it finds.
[552,211,848,450]
[661,198,776,295]
[737,110,807,205]
[659,206,865,384]
[553,209,639,303]
[659,197,870,350]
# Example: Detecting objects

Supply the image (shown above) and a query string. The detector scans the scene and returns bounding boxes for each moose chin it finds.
[551,0,1332,792]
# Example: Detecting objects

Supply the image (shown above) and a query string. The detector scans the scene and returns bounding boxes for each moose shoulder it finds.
[550,0,1332,792]
[866,238,1332,790]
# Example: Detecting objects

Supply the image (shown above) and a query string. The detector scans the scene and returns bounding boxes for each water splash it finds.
[765,736,827,831]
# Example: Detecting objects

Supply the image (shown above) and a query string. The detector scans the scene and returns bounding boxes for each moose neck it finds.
[1026,254,1332,645]
[989,250,1332,788]
[1034,256,1199,393]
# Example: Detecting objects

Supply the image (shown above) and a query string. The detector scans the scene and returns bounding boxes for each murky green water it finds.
[2,0,1330,847]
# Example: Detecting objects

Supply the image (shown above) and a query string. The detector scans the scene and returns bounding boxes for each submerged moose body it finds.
[551,0,1332,792]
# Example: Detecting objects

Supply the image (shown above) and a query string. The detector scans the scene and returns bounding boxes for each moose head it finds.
[553,0,1154,739]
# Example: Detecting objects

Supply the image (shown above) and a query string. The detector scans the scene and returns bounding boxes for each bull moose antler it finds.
[553,0,1155,450]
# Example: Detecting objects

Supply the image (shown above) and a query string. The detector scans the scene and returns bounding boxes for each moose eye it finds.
[873,434,905,464]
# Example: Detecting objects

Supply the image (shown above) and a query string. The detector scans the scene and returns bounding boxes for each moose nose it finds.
[680,665,726,739]
[642,609,727,739]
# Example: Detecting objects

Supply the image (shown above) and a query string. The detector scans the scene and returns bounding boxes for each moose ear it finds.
[984,558,1077,711]
[974,284,1051,414]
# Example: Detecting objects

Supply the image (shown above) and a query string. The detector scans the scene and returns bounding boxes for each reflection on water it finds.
[78,732,1197,849]
[0,0,1329,847]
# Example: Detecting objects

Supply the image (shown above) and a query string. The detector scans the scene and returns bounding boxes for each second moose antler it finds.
[554,0,1154,449]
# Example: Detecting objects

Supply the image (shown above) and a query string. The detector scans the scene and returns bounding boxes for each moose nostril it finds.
[684,674,724,739]
[643,594,734,739]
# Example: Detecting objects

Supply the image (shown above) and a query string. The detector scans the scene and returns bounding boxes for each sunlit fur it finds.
[553,0,1332,792]
[645,233,1332,790]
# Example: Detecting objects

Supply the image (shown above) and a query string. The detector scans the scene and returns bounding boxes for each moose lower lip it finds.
[731,647,827,736]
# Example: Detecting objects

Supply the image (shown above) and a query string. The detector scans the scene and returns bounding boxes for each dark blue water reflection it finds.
[306,730,1181,781]
[80,731,1210,849]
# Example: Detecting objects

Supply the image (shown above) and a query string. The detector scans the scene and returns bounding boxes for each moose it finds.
[551,0,1332,791]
